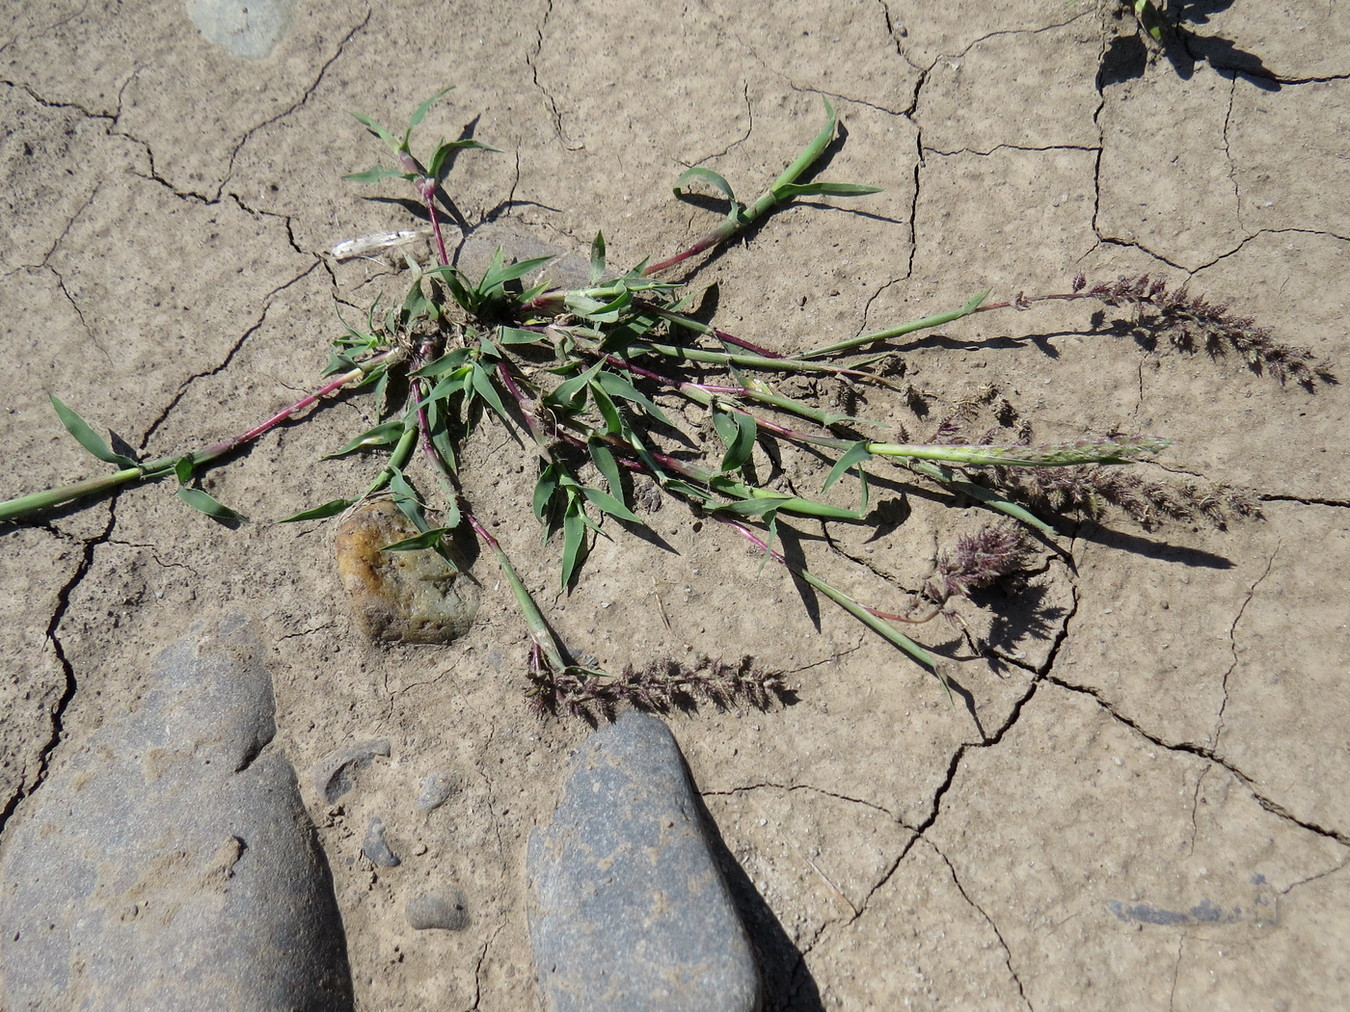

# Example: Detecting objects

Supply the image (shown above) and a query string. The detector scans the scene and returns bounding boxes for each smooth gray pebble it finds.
[415,770,459,812]
[406,890,470,931]
[362,817,400,867]
[312,739,391,804]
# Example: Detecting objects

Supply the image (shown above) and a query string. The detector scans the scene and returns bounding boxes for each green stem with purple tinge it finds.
[644,99,849,276]
[719,517,949,690]
[0,354,395,522]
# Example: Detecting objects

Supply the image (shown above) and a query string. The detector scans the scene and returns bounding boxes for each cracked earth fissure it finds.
[138,261,323,449]
[930,840,1031,1009]
[701,781,896,819]
[218,9,372,201]
[804,545,1082,956]
[0,509,115,835]
[1212,543,1277,743]
[1045,674,1350,849]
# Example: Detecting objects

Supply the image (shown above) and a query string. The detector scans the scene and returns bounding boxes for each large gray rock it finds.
[0,613,353,1010]
[527,711,761,1012]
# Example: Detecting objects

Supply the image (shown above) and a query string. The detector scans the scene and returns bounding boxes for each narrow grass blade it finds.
[50,396,138,468]
[176,487,246,523]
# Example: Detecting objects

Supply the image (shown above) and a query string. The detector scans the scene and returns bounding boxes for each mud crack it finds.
[1211,542,1276,746]
[1044,674,1350,848]
[928,838,1031,1009]
[0,508,116,833]
[219,9,372,201]
[139,260,323,448]
[700,780,896,819]
[527,0,573,148]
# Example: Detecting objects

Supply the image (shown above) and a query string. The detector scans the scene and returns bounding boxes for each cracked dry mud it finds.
[2,2,1347,1009]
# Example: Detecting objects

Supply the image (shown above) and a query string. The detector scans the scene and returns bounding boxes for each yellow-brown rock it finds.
[334,499,479,644]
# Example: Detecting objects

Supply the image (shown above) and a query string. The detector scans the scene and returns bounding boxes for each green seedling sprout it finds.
[2,92,1331,721]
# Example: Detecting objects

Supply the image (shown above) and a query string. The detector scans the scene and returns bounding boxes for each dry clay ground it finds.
[2,1,1348,1008]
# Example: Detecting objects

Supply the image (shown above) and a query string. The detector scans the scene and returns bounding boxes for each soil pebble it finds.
[456,220,595,291]
[406,889,471,931]
[313,738,392,804]
[362,817,401,867]
[334,499,480,644]
[0,613,353,1010]
[415,769,460,812]
[185,0,297,59]
[526,710,760,1011]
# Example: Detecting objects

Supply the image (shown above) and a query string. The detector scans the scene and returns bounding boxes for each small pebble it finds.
[362,817,400,868]
[415,770,459,812]
[312,739,391,804]
[406,890,470,931]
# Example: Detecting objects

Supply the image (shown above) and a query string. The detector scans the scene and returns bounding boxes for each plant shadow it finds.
[1099,1,1280,92]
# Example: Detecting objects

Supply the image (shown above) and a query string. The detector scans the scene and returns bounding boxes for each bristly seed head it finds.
[927,522,1032,605]
[524,655,793,724]
[1082,274,1336,390]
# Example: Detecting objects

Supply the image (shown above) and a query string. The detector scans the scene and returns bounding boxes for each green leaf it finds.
[498,326,544,345]
[342,166,412,185]
[663,478,716,505]
[588,441,625,498]
[439,493,462,532]
[176,487,246,523]
[713,408,757,472]
[279,499,354,523]
[49,396,139,468]
[673,165,741,219]
[444,138,502,155]
[589,231,607,285]
[323,420,406,459]
[547,360,605,410]
[560,502,586,589]
[595,371,673,427]
[381,526,455,552]
[404,86,455,149]
[774,181,883,199]
[962,288,991,314]
[388,469,429,532]
[590,380,622,435]
[565,287,631,324]
[425,365,473,403]
[423,264,476,311]
[412,347,471,376]
[479,252,556,293]
[581,485,641,524]
[173,456,194,484]
[470,363,512,423]
[822,440,874,492]
[349,111,399,153]
[425,397,459,474]
[533,463,559,522]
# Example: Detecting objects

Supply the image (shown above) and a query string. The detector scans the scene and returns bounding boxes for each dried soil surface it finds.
[2,2,1348,1008]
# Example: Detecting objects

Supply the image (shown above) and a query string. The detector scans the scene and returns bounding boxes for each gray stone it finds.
[527,711,761,1012]
[0,613,353,1010]
[415,769,460,812]
[185,0,298,60]
[362,817,400,867]
[312,738,391,804]
[406,889,471,931]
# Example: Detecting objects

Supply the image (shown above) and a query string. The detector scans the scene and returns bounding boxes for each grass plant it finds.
[1,92,1331,721]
